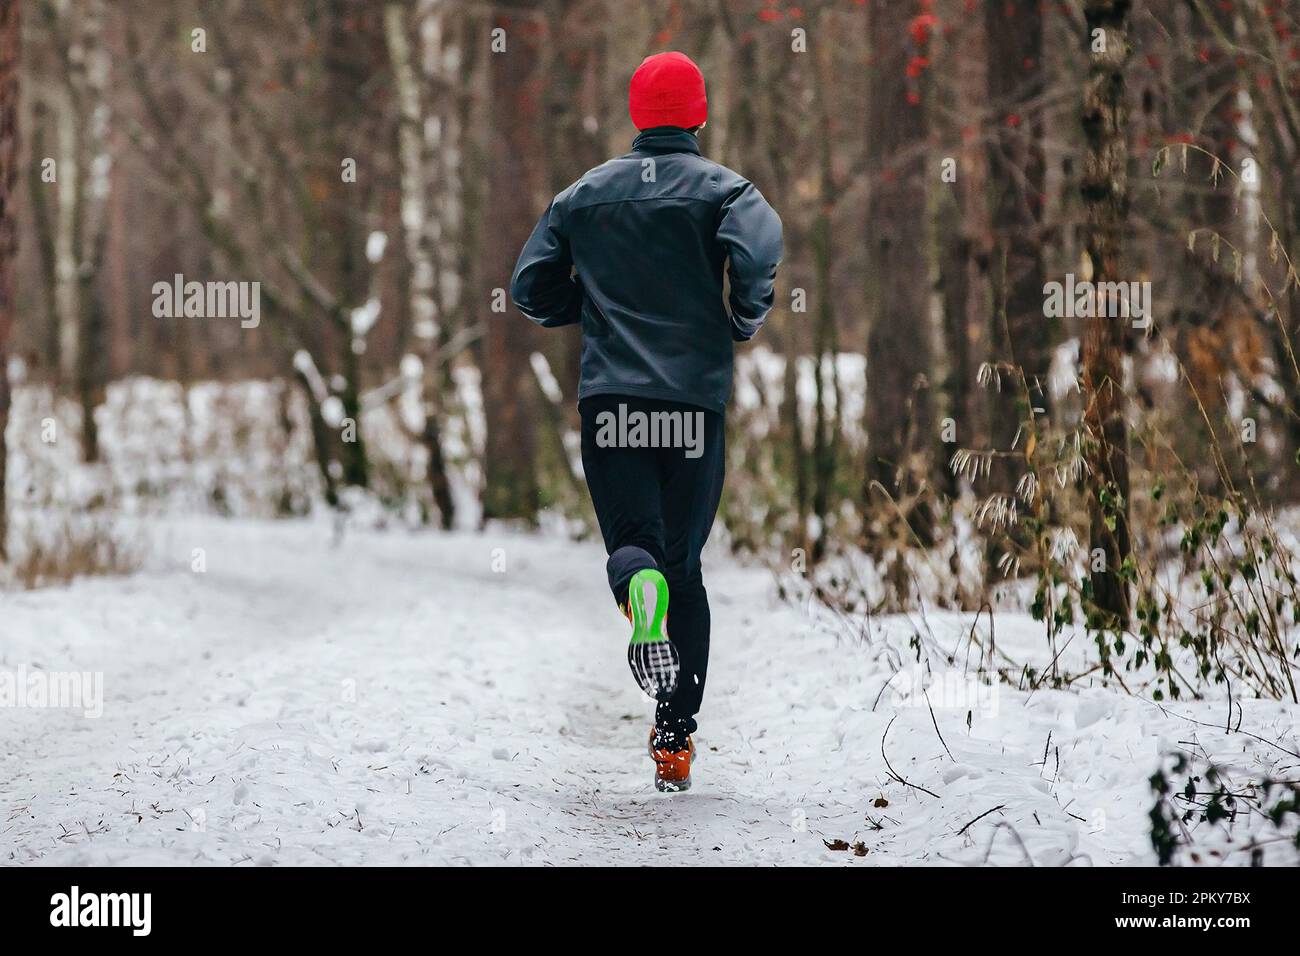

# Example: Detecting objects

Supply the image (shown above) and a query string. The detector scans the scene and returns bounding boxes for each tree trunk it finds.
[810,9,839,561]
[1081,0,1133,624]
[1160,2,1239,495]
[322,0,375,491]
[0,0,18,561]
[385,0,456,528]
[935,6,992,502]
[1279,176,1300,497]
[28,98,59,376]
[74,0,109,462]
[863,0,934,541]
[544,0,602,412]
[986,0,1049,477]
[482,1,544,522]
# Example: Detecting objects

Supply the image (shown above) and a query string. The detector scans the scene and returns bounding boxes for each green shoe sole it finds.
[626,568,679,701]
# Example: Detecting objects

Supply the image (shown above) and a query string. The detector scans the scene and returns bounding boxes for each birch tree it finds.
[384,0,456,527]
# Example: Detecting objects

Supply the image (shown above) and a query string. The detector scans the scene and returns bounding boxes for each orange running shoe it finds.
[648,727,695,793]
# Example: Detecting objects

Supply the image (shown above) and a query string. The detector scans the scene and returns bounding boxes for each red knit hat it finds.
[628,52,707,131]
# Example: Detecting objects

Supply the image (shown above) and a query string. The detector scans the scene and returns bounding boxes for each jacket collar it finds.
[630,126,702,156]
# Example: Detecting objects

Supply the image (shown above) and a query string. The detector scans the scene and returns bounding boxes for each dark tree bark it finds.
[0,0,17,561]
[320,0,379,491]
[483,1,544,521]
[532,0,603,514]
[545,0,603,409]
[1081,0,1133,623]
[76,224,108,461]
[28,98,58,375]
[937,4,992,499]
[74,0,108,462]
[985,0,1049,471]
[809,8,839,562]
[1138,2,1241,496]
[863,0,934,540]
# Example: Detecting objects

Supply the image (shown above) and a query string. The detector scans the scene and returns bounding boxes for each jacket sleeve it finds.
[510,196,583,328]
[716,180,783,342]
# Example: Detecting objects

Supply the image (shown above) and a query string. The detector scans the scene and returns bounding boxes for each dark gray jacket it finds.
[510,127,783,414]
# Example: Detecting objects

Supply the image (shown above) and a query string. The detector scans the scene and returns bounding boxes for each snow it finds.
[4,516,1296,866]
[350,298,382,338]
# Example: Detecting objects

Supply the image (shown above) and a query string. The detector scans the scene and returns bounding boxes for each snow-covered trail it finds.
[3,518,1296,865]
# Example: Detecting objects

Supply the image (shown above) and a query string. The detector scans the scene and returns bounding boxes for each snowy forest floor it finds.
[4,516,1297,866]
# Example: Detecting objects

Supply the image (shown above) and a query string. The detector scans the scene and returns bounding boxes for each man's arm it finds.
[716,180,783,342]
[510,197,583,328]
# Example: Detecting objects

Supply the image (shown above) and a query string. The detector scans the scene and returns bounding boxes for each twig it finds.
[957,804,1006,836]
[881,715,941,799]
[924,691,955,762]
[1156,704,1300,760]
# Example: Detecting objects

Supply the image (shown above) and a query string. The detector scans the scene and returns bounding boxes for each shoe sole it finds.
[626,568,679,701]
[654,775,691,793]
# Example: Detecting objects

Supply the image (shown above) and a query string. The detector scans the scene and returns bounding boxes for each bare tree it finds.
[122,0,390,503]
[986,0,1049,471]
[36,0,110,460]
[0,0,18,560]
[935,1,992,498]
[1081,0,1133,622]
[808,3,841,562]
[384,0,457,527]
[482,1,544,521]
[863,0,935,542]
